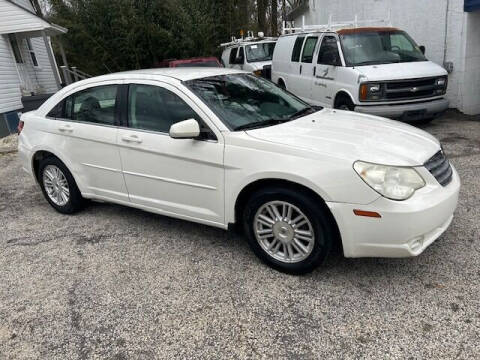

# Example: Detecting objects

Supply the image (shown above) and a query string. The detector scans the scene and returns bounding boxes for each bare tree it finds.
[257,0,267,34]
[271,0,278,36]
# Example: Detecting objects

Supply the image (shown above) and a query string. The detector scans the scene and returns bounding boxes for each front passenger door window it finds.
[128,84,204,134]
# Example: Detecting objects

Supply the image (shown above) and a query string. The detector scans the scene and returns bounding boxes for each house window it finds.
[8,35,23,64]
[26,38,39,67]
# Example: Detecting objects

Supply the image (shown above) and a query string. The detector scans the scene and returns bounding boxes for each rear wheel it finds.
[278,79,286,90]
[38,157,85,214]
[243,187,335,274]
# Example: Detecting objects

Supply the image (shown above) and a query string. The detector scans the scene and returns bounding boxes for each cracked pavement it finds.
[0,111,479,359]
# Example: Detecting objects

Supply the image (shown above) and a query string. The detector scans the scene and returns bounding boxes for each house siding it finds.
[0,34,23,113]
[0,0,61,116]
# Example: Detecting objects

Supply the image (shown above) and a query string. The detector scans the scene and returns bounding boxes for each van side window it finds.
[291,36,305,62]
[301,37,318,63]
[236,47,245,64]
[317,36,341,66]
[229,48,238,64]
[64,85,118,125]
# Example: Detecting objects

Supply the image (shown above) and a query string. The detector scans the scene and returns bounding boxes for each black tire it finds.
[335,96,355,111]
[243,187,335,274]
[38,156,85,214]
[278,79,286,90]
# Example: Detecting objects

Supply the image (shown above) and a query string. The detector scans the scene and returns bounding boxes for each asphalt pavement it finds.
[0,111,479,359]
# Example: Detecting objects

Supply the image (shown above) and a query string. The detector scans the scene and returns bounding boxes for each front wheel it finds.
[243,187,335,274]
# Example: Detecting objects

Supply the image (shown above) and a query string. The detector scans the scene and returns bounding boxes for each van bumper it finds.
[354,98,449,121]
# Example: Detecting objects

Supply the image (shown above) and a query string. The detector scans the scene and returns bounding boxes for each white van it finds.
[272,25,449,122]
[221,35,277,79]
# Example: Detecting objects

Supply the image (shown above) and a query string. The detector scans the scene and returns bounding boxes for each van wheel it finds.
[242,187,334,274]
[335,96,355,111]
[38,157,85,214]
[278,80,286,90]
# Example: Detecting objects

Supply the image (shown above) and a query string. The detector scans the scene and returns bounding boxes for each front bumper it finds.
[327,165,460,258]
[354,98,449,121]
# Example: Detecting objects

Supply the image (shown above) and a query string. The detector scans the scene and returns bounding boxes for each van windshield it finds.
[339,30,427,66]
[245,42,276,62]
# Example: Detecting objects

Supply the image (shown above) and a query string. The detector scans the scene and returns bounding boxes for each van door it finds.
[296,35,319,101]
[229,46,245,70]
[312,35,342,107]
[285,36,305,95]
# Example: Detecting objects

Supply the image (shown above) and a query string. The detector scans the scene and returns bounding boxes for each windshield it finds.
[245,42,276,63]
[340,30,427,66]
[186,74,313,130]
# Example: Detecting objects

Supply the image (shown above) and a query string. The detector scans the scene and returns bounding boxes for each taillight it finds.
[17,120,24,134]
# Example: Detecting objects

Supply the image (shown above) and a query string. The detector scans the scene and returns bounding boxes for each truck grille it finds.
[424,150,453,186]
[385,77,437,101]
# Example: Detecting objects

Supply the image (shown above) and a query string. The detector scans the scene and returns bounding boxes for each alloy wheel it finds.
[253,201,315,263]
[43,165,70,206]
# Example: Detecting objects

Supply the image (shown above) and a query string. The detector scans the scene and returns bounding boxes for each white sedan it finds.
[18,68,460,274]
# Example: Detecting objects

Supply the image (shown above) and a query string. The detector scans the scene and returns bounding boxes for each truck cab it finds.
[272,26,449,122]
[221,35,277,79]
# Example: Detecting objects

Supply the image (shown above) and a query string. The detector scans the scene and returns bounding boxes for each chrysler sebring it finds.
[18,68,460,273]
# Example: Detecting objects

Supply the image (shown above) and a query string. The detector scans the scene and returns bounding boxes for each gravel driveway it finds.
[0,111,479,359]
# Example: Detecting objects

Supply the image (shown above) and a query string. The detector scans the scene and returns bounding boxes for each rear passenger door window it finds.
[65,85,118,125]
[301,36,318,63]
[128,84,202,133]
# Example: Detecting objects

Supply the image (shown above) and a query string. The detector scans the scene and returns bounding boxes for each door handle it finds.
[313,67,316,76]
[58,124,73,132]
[121,134,143,143]
[299,65,302,74]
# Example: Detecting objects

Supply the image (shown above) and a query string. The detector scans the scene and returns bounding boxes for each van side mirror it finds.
[169,119,200,139]
[419,45,426,55]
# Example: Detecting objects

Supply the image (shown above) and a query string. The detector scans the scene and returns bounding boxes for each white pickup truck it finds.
[272,26,449,122]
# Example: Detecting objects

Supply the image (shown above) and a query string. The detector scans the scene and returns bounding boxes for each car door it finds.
[296,35,319,101]
[286,35,306,95]
[312,35,343,107]
[45,82,128,202]
[117,80,225,226]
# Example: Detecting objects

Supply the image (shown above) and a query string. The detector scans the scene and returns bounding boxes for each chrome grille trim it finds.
[424,150,453,186]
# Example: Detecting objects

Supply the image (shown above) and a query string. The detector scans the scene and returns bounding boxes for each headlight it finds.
[353,161,426,200]
[359,83,383,101]
[435,76,448,95]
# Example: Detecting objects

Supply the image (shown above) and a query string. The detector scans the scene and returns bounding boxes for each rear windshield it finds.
[340,30,427,66]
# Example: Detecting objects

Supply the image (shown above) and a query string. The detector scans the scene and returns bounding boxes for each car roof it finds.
[82,67,246,82]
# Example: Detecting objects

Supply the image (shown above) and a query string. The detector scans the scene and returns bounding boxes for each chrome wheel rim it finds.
[43,165,70,206]
[253,201,315,263]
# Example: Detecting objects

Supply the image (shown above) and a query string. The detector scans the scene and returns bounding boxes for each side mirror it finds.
[169,119,200,139]
[419,45,426,55]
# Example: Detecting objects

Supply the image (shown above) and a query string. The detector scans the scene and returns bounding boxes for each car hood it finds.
[356,61,447,81]
[245,109,440,166]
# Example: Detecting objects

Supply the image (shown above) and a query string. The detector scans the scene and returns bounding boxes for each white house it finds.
[288,0,480,115]
[0,0,66,137]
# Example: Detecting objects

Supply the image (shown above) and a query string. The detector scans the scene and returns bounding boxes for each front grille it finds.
[385,77,437,101]
[424,150,453,186]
